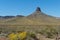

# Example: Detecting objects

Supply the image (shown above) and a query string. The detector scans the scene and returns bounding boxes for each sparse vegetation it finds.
[39,26,58,38]
[0,7,60,40]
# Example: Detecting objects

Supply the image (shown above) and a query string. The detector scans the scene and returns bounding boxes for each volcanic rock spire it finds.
[36,7,41,12]
[28,7,43,18]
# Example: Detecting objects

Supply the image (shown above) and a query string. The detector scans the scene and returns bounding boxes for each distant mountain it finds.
[16,15,24,17]
[0,7,60,25]
[0,16,15,19]
[0,15,24,19]
[27,7,60,23]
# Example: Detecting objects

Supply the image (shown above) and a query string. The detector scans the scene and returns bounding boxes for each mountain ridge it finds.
[0,7,60,25]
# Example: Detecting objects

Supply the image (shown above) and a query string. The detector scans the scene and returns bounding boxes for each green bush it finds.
[39,27,58,38]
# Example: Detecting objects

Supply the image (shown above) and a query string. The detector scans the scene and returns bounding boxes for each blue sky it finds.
[0,0,60,17]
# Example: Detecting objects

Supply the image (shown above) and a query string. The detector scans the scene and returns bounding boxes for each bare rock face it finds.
[36,7,41,12]
[27,7,45,18]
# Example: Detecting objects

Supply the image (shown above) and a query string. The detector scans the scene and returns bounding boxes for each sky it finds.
[0,0,60,17]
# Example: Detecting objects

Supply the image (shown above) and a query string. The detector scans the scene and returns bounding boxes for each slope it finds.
[27,7,60,24]
[0,7,60,25]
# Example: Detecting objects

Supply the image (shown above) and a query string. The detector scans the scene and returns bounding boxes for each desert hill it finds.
[0,7,60,25]
[0,7,60,35]
[27,7,60,25]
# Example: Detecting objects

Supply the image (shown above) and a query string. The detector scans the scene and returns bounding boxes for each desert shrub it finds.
[28,32,39,40]
[39,27,58,38]
[30,33,36,38]
[17,32,27,40]
[8,31,27,40]
[28,32,36,38]
[8,33,18,40]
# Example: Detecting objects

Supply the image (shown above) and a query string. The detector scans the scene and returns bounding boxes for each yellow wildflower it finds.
[8,33,18,40]
[18,32,27,39]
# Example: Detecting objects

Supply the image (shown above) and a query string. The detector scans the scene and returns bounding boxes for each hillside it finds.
[0,7,60,40]
[0,7,60,25]
[27,7,60,25]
